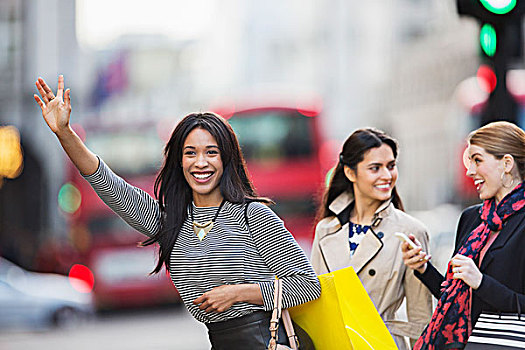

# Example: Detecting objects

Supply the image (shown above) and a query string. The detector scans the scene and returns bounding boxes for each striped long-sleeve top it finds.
[83,158,320,323]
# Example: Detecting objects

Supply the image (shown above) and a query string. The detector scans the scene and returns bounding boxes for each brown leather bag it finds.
[267,279,299,350]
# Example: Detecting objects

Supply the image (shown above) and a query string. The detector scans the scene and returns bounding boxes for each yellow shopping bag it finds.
[289,266,397,350]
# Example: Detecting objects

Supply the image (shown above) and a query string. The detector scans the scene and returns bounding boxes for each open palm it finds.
[34,75,71,134]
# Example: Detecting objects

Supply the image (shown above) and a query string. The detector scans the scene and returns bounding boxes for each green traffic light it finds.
[58,182,82,214]
[480,24,497,57]
[479,0,516,14]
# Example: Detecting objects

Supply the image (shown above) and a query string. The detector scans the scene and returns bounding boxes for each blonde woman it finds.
[403,121,525,349]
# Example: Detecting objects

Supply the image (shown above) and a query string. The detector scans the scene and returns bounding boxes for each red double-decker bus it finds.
[216,103,335,253]
[37,121,179,310]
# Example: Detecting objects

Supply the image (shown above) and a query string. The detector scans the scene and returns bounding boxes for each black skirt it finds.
[206,311,290,350]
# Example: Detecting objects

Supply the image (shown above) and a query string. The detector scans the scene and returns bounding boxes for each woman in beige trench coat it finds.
[311,128,432,349]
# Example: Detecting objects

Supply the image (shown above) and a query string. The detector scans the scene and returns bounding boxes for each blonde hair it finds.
[468,121,525,179]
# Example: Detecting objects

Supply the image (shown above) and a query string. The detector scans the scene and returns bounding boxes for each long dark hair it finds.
[318,127,404,220]
[142,112,272,273]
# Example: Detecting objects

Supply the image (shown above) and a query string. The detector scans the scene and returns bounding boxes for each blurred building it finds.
[387,1,480,210]
[0,0,81,268]
[104,0,483,212]
[186,0,481,211]
[84,34,194,125]
[0,0,505,268]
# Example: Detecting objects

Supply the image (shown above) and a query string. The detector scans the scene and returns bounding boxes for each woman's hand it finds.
[401,234,431,274]
[33,75,98,175]
[451,254,483,289]
[193,284,263,313]
[34,75,71,135]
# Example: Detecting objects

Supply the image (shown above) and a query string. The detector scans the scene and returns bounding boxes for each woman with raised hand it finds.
[34,75,320,349]
[310,128,432,349]
[402,121,525,349]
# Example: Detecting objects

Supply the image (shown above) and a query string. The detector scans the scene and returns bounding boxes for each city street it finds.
[3,1,525,349]
[0,306,210,350]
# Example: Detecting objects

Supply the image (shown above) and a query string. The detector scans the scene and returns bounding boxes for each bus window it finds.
[228,110,314,162]
[85,129,163,176]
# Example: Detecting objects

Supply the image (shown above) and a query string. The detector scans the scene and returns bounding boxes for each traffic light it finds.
[481,0,516,13]
[58,182,82,214]
[457,0,525,126]
[480,23,497,57]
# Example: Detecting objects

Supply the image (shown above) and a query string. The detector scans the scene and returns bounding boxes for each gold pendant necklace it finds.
[193,221,214,241]
[190,200,225,241]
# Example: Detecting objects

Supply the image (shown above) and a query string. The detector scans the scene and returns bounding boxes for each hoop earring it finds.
[501,172,515,188]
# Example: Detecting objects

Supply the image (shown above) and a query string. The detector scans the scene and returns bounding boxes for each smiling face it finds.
[182,127,224,206]
[465,144,508,202]
[344,144,398,207]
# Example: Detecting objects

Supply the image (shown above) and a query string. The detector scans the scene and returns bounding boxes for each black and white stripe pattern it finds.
[466,312,525,349]
[84,158,320,323]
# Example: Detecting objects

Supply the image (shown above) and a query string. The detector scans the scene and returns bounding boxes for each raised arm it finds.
[34,75,98,175]
[34,75,161,237]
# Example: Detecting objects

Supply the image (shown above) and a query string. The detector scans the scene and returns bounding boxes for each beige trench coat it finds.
[310,191,432,350]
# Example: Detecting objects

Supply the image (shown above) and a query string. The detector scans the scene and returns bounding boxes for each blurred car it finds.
[0,256,94,330]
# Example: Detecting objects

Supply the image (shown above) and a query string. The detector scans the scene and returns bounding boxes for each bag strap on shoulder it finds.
[244,201,251,233]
